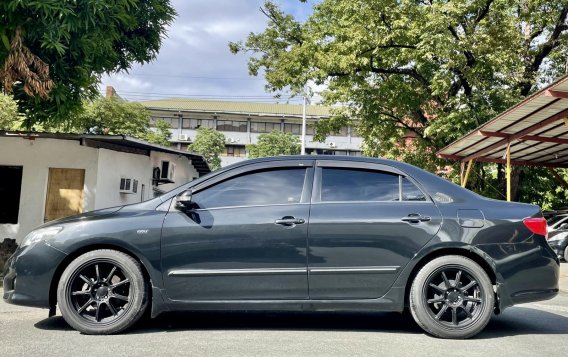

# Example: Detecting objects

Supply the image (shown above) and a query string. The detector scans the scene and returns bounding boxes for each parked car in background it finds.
[3,156,560,339]
[546,214,568,233]
[547,224,568,262]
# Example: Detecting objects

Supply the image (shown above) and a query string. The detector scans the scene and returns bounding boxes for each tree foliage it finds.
[144,119,172,146]
[0,0,176,127]
[231,0,568,205]
[69,97,151,137]
[188,128,225,171]
[247,130,301,158]
[0,92,20,130]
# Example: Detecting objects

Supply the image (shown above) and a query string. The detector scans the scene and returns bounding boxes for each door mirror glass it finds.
[176,190,193,208]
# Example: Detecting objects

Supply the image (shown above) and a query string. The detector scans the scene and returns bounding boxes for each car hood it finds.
[41,206,124,227]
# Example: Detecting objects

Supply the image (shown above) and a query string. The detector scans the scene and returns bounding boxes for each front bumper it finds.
[3,241,67,308]
[547,241,567,259]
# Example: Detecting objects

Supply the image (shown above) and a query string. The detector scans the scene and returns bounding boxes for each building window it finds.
[150,116,179,129]
[182,118,214,129]
[250,121,281,133]
[224,145,246,157]
[0,166,23,224]
[284,123,302,134]
[217,120,247,132]
[332,127,348,136]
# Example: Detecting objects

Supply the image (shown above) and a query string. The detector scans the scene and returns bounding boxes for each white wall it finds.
[150,151,198,193]
[0,137,202,243]
[94,148,153,209]
[0,137,98,243]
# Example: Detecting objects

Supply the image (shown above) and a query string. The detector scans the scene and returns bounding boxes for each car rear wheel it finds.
[564,246,568,262]
[57,249,149,334]
[409,255,494,339]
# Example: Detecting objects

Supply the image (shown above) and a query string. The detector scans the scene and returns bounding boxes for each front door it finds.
[307,161,442,299]
[161,161,314,301]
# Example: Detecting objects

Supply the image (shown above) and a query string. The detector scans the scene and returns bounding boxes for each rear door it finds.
[307,160,442,299]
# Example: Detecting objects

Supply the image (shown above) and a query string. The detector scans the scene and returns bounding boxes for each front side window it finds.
[320,168,426,202]
[191,168,306,209]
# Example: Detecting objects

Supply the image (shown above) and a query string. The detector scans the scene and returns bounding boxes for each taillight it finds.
[523,217,548,239]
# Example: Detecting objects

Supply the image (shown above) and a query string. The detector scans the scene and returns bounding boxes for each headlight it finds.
[21,226,63,248]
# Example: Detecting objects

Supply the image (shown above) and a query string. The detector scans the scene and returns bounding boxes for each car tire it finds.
[57,249,149,334]
[409,255,494,339]
[564,246,568,262]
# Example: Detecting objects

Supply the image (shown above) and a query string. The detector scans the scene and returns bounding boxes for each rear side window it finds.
[192,168,306,209]
[402,177,426,201]
[321,168,399,202]
[320,168,426,202]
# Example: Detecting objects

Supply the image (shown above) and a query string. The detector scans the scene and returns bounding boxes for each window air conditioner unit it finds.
[160,160,175,181]
[119,178,138,194]
[178,134,188,141]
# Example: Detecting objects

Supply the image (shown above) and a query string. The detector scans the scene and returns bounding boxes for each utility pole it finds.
[301,86,308,155]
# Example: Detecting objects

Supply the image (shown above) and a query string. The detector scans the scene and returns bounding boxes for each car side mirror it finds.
[176,190,193,208]
[559,223,568,230]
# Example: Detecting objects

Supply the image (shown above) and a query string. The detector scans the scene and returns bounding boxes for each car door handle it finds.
[274,217,305,226]
[401,214,431,223]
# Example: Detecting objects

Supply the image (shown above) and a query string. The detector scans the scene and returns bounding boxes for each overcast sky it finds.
[100,0,314,104]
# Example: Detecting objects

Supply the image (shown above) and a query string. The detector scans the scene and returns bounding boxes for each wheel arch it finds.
[49,243,153,309]
[402,247,497,310]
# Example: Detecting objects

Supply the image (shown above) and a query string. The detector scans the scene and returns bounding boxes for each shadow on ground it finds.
[34,305,568,339]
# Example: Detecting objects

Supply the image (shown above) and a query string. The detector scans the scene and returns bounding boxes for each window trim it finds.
[312,160,431,203]
[184,161,315,210]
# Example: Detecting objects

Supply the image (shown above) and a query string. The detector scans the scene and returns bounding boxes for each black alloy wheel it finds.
[409,255,494,339]
[67,261,131,323]
[423,267,483,328]
[57,249,148,334]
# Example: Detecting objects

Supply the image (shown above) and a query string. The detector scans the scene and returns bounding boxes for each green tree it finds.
[69,97,151,138]
[0,0,175,127]
[230,0,568,203]
[144,119,172,146]
[247,130,301,158]
[188,127,225,171]
[0,92,20,130]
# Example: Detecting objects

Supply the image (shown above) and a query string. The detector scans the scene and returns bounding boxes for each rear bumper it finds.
[476,241,560,311]
[3,241,67,308]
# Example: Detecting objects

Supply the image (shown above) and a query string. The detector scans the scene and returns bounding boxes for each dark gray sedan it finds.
[3,156,560,338]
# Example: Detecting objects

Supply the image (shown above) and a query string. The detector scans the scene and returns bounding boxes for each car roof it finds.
[221,155,404,170]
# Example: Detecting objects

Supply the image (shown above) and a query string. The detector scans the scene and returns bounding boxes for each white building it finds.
[136,98,364,167]
[0,131,209,243]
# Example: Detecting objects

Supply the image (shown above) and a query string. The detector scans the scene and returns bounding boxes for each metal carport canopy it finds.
[436,74,568,201]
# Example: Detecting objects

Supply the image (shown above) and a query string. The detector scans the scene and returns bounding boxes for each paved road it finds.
[1,263,567,357]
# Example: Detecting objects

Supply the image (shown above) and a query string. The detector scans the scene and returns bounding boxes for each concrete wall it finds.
[94,148,153,209]
[150,151,198,193]
[0,137,201,243]
[0,137,98,243]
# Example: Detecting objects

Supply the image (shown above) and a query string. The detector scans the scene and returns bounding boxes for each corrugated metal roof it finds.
[137,98,332,117]
[437,74,568,168]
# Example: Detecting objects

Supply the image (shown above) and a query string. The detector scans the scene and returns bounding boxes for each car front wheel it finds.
[57,249,149,334]
[409,255,494,339]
